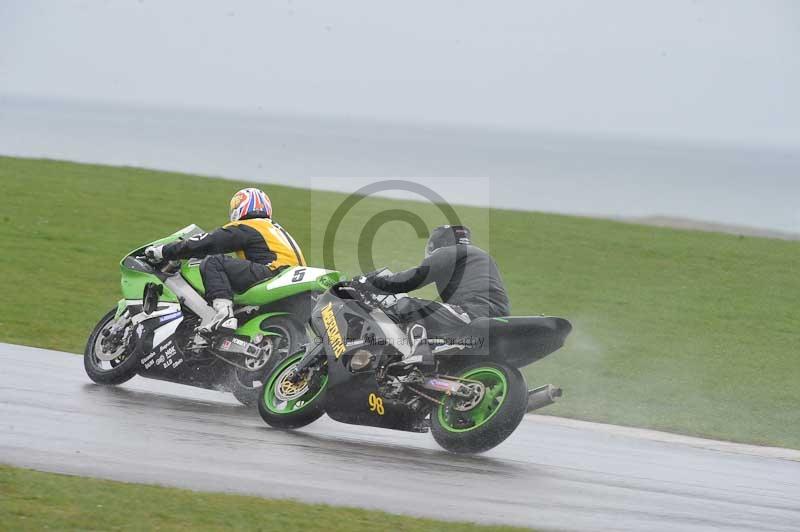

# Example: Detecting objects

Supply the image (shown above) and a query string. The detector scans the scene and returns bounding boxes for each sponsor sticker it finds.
[321,302,346,358]
[368,393,385,416]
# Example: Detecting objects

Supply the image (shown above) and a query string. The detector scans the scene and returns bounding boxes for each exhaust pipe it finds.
[527,384,562,413]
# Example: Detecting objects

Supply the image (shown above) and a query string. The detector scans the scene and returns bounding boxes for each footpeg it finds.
[213,336,264,358]
[199,317,238,336]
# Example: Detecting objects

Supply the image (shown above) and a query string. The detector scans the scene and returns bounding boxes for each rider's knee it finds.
[200,254,223,275]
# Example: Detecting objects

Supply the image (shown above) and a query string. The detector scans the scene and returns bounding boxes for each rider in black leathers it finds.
[365,225,510,342]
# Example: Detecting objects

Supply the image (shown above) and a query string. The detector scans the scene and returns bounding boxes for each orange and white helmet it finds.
[229,188,272,222]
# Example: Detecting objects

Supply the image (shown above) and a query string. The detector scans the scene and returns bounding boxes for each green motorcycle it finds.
[84,224,342,405]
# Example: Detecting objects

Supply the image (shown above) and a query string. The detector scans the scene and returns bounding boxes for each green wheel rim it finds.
[437,367,508,433]
[263,352,328,415]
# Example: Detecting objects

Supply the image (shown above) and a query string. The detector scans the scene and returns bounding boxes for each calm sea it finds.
[1,95,798,234]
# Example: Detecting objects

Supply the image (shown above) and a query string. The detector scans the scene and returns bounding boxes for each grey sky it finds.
[1,0,798,147]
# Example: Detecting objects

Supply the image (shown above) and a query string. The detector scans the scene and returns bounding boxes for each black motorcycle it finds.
[258,274,572,454]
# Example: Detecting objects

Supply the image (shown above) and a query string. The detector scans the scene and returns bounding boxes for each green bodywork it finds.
[237,312,290,338]
[178,261,342,306]
[118,225,343,338]
[119,225,200,303]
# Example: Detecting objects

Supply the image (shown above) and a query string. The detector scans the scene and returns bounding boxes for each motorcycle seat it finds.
[448,316,572,366]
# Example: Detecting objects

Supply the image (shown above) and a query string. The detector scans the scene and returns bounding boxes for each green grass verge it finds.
[0,465,528,531]
[1,156,798,448]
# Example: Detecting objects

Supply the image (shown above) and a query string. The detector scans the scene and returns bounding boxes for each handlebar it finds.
[332,280,395,310]
[331,281,364,300]
[135,255,181,275]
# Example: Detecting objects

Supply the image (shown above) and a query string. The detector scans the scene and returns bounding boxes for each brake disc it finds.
[243,337,273,371]
[94,323,128,362]
[452,382,486,412]
[274,365,310,402]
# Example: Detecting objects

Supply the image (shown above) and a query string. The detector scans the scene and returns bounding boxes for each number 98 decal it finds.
[368,393,385,416]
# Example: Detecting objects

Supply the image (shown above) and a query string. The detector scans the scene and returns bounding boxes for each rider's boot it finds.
[198,299,238,336]
[403,324,435,366]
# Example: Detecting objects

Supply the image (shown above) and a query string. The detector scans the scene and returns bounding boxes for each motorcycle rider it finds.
[363,225,510,347]
[144,188,306,335]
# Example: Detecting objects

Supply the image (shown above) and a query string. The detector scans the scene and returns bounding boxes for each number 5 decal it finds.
[368,393,385,416]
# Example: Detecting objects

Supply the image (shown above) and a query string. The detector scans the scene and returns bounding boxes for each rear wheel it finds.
[431,363,527,454]
[84,308,138,385]
[258,351,328,429]
[231,317,303,407]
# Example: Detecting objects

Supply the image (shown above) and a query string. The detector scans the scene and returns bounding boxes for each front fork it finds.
[290,341,326,383]
[99,307,133,357]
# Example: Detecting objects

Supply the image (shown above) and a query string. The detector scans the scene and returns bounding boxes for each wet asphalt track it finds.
[1,343,799,532]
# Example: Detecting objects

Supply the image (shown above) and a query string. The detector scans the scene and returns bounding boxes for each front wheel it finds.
[84,308,139,385]
[431,363,528,454]
[258,351,328,429]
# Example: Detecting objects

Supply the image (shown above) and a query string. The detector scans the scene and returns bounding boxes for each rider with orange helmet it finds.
[145,188,306,334]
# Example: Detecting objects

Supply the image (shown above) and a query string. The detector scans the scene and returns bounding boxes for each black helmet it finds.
[425,225,471,257]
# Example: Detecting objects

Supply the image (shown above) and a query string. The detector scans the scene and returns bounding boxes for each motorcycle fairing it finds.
[312,291,427,432]
[138,343,232,391]
[127,302,183,360]
[133,308,236,391]
[325,371,428,433]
